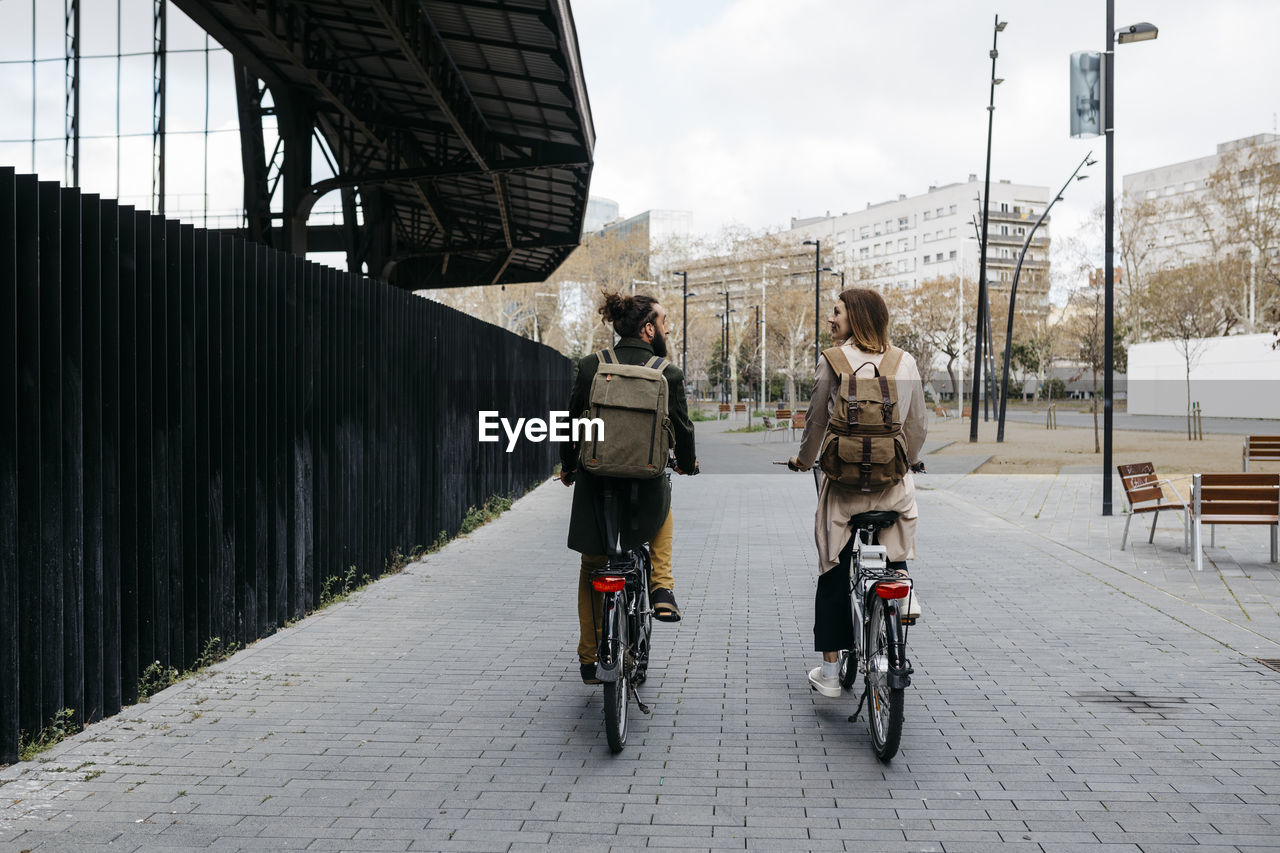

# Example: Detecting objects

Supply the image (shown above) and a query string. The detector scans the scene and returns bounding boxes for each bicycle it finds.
[585,456,698,752]
[837,510,915,761]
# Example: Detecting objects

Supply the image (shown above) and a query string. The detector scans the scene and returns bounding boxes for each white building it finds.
[785,176,1053,311]
[1128,333,1280,419]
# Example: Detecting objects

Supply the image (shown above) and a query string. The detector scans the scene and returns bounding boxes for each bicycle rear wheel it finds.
[602,594,630,753]
[866,598,905,761]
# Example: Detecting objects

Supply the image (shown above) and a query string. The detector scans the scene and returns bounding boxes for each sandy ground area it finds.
[928,414,1278,484]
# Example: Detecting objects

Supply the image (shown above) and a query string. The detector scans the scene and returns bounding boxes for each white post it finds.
[956,280,964,419]
[1192,473,1203,572]
[760,263,769,405]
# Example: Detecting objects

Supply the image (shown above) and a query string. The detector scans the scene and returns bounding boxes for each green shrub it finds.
[139,661,179,701]
[194,636,239,670]
[19,708,80,761]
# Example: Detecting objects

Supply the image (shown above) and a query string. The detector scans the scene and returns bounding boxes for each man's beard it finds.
[651,326,668,358]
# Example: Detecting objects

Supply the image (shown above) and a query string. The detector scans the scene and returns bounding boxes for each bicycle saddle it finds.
[849,510,899,530]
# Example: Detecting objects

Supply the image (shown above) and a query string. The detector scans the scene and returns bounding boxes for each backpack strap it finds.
[821,346,855,377]
[598,347,617,365]
[876,346,903,424]
[879,345,904,377]
[644,356,668,371]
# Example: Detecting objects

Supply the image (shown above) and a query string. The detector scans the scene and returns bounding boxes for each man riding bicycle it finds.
[560,292,697,685]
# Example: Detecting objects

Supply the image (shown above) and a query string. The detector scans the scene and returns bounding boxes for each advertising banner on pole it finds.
[1070,51,1104,138]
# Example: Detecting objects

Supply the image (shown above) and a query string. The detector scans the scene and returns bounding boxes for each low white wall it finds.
[1128,333,1280,418]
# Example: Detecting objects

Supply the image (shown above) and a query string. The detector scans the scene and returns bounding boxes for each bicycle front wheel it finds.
[603,594,630,753]
[866,597,905,761]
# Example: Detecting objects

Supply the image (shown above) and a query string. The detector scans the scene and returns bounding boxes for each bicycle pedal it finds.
[900,615,918,626]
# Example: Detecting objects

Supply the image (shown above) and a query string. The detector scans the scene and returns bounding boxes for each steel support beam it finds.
[233,64,271,245]
[64,0,80,187]
[152,0,166,213]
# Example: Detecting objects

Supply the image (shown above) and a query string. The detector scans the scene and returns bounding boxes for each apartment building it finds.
[785,175,1053,311]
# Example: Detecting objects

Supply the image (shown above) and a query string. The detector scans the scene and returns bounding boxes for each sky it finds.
[571,0,1280,260]
[2,0,1278,273]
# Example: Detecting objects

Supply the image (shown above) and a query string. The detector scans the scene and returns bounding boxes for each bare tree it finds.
[1063,278,1111,452]
[768,286,813,409]
[1146,260,1235,439]
[894,275,973,404]
[1117,191,1162,342]
[1190,135,1280,333]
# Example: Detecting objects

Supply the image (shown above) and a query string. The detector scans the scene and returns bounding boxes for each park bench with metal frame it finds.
[1243,435,1280,472]
[1190,473,1280,572]
[1117,462,1189,552]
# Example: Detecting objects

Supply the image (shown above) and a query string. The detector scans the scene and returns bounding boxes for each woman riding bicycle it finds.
[787,287,927,697]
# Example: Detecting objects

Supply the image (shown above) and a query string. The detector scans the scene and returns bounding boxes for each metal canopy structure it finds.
[173,0,595,288]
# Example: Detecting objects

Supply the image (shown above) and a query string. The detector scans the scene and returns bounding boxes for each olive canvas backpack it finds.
[578,347,673,479]
[817,345,910,492]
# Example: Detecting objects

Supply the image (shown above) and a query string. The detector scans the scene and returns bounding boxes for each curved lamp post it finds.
[970,14,1007,442]
[996,151,1095,442]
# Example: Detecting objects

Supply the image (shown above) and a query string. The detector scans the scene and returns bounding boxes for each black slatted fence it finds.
[0,169,571,762]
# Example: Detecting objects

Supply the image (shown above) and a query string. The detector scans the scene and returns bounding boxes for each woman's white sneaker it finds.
[808,666,841,698]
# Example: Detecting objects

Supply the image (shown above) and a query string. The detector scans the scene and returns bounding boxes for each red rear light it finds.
[876,581,909,599]
[592,576,626,592]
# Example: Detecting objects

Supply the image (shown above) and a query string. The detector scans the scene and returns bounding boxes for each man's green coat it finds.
[560,337,696,554]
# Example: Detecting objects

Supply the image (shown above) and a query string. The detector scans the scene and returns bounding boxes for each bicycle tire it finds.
[866,597,905,761]
[603,594,629,753]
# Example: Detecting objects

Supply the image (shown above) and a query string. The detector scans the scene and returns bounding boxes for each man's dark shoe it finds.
[651,588,682,623]
[580,663,601,684]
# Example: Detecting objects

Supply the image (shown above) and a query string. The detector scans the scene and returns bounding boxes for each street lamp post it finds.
[802,239,822,365]
[1102,11,1159,515]
[830,270,845,290]
[674,271,689,376]
[748,304,761,407]
[970,14,1006,443]
[997,152,1094,442]
[718,290,736,403]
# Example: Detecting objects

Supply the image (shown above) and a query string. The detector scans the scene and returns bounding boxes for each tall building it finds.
[785,175,1053,311]
[582,196,621,234]
[599,208,693,279]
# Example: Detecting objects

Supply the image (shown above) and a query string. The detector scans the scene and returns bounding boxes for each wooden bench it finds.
[733,403,747,420]
[1243,435,1280,471]
[790,411,806,440]
[1117,462,1189,552]
[1190,473,1280,572]
[772,408,793,441]
[717,402,730,419]
[762,416,789,441]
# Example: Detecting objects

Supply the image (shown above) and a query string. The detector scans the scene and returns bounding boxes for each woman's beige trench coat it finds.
[796,344,928,575]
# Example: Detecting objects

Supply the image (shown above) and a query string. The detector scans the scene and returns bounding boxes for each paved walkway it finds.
[3,419,1280,852]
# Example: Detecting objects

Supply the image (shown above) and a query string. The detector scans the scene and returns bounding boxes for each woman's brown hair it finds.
[836,288,889,353]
